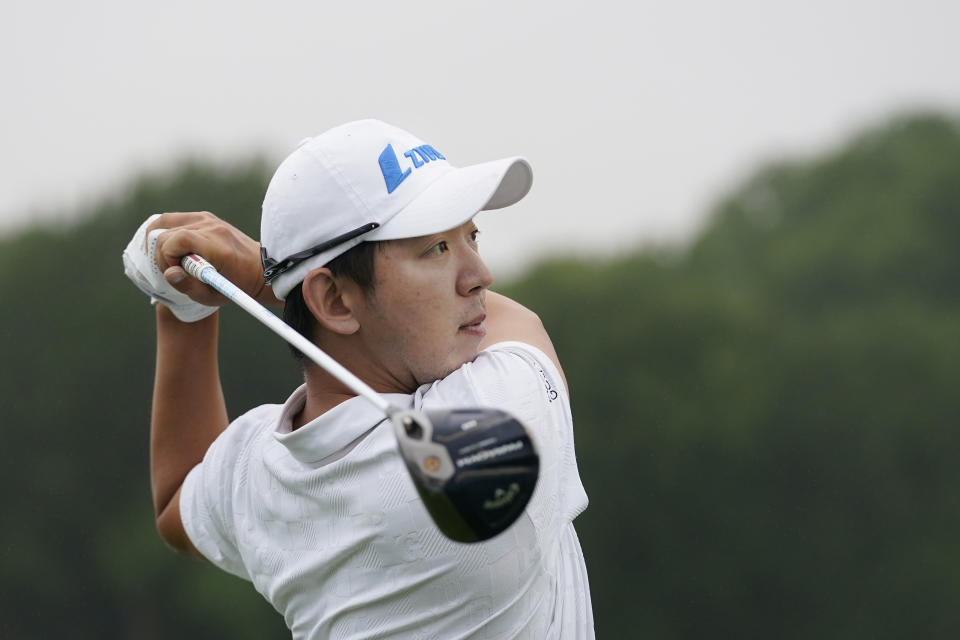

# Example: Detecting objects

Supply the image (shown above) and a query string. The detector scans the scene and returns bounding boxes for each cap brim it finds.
[365,156,532,241]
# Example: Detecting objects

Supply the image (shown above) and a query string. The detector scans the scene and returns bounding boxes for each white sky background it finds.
[3,0,958,277]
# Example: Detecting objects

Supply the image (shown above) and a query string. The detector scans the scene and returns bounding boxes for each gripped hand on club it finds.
[147,211,281,309]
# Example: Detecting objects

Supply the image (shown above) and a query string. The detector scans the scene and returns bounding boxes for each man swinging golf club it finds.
[123,119,594,638]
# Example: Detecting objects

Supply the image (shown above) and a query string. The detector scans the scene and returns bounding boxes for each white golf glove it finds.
[122,214,218,322]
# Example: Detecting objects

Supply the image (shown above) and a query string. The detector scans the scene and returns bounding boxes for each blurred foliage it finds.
[1,113,959,638]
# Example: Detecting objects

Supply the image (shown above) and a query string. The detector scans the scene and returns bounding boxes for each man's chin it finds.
[420,349,481,385]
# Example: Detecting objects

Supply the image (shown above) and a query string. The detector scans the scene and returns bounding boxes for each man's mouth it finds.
[459,314,487,338]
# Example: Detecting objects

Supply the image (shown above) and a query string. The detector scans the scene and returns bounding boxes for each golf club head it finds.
[392,408,539,543]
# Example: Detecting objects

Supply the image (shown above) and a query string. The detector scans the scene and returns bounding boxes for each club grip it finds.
[181,254,214,281]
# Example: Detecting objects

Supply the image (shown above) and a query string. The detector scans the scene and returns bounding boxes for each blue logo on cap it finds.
[378,143,446,194]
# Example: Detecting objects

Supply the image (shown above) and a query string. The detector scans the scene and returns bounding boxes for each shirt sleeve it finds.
[179,406,274,581]
[420,341,589,528]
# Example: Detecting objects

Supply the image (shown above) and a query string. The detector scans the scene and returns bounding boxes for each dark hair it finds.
[282,241,382,363]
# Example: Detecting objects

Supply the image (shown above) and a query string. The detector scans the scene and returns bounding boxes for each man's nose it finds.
[458,247,494,296]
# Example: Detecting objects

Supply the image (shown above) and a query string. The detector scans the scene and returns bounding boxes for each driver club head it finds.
[391,408,539,543]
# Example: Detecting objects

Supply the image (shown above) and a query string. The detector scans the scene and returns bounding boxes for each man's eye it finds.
[470,229,481,243]
[428,241,449,256]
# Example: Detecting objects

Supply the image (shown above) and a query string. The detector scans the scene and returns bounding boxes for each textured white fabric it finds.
[121,214,218,322]
[181,341,593,639]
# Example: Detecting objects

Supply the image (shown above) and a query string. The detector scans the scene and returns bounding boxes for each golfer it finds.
[124,120,594,638]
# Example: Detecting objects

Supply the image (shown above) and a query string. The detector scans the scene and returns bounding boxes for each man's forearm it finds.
[151,305,228,519]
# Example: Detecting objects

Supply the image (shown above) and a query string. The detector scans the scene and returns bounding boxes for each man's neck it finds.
[291,332,422,429]
[293,361,410,430]
[292,383,356,431]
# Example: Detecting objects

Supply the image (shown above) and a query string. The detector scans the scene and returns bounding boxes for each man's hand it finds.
[148,211,282,308]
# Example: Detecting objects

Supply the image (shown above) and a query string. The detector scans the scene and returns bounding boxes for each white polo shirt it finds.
[181,341,594,639]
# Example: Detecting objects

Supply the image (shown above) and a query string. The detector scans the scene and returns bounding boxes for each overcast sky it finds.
[3,0,958,276]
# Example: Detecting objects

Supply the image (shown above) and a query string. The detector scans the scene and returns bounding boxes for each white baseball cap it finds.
[260,119,533,300]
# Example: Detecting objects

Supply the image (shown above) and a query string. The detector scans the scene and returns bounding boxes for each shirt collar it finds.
[272,384,413,465]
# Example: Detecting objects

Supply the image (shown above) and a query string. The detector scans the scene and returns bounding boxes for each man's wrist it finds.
[157,303,219,327]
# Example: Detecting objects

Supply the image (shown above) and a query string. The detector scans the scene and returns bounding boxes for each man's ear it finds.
[301,268,361,335]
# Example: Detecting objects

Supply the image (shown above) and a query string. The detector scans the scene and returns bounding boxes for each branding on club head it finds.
[455,440,524,468]
[483,483,521,510]
[459,436,496,455]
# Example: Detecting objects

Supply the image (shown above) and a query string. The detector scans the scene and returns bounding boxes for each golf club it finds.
[180,253,539,543]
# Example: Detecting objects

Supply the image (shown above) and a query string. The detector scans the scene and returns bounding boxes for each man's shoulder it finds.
[217,402,285,453]
[474,341,567,398]
[234,401,285,424]
[420,340,567,414]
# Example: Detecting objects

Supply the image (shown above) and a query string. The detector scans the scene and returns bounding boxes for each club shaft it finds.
[180,254,392,415]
